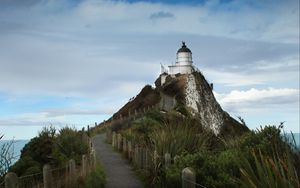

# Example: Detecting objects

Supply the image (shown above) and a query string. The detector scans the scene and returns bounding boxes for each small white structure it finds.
[160,42,195,85]
[161,42,195,76]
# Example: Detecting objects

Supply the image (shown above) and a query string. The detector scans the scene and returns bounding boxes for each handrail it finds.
[18,172,43,180]
[3,136,96,188]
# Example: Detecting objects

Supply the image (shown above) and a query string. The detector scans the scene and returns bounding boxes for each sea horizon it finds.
[1,133,299,166]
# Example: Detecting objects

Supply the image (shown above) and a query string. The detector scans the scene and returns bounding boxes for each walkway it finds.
[92,134,144,188]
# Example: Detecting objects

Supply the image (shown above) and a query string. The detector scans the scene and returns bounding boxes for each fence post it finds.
[134,145,139,167]
[144,149,150,169]
[68,159,76,186]
[165,153,171,168]
[139,147,144,169]
[127,141,132,160]
[142,148,149,169]
[112,132,116,148]
[91,151,97,170]
[4,172,18,188]
[43,164,52,188]
[106,128,112,144]
[123,137,127,157]
[117,134,122,151]
[182,167,196,188]
[82,155,87,177]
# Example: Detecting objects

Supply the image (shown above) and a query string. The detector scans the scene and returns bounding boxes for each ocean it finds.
[0,140,29,164]
[286,133,300,148]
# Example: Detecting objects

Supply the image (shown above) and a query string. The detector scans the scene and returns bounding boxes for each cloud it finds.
[0,112,65,127]
[202,54,299,87]
[41,108,116,117]
[215,88,299,113]
[0,0,40,8]
[0,0,299,135]
[150,11,174,20]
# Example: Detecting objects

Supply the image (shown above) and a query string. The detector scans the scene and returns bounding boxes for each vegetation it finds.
[111,109,300,188]
[82,164,106,188]
[0,134,16,179]
[9,126,89,177]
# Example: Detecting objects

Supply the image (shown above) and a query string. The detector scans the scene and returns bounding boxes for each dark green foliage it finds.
[9,126,89,177]
[10,127,57,176]
[239,149,299,188]
[121,111,299,188]
[54,127,88,164]
[165,151,239,188]
[24,166,41,176]
[145,109,165,123]
[149,118,210,157]
[20,135,54,165]
[175,104,191,117]
[235,125,300,188]
[83,164,106,188]
[9,156,41,176]
[123,117,161,147]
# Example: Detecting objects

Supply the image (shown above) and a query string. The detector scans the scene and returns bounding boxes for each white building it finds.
[162,42,195,75]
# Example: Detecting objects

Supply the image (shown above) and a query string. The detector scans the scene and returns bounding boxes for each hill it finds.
[110,71,248,137]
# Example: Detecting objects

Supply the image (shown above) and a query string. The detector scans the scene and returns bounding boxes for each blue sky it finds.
[0,0,299,139]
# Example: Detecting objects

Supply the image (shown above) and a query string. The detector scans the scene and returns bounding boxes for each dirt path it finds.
[92,134,143,188]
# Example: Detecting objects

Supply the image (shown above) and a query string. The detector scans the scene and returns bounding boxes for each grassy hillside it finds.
[105,110,300,188]
[91,72,299,187]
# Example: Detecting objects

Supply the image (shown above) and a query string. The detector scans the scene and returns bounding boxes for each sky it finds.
[0,0,299,139]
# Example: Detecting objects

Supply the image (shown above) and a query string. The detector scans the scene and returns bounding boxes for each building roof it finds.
[177,42,192,53]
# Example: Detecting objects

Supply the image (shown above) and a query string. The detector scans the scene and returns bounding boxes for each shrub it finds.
[9,156,41,176]
[148,118,210,157]
[54,127,88,164]
[239,149,300,188]
[165,151,238,188]
[83,164,106,188]
[9,126,89,178]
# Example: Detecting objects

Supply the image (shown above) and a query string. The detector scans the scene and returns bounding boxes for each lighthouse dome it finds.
[177,42,192,53]
[176,42,193,66]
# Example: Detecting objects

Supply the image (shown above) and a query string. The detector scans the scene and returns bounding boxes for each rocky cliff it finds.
[112,71,248,136]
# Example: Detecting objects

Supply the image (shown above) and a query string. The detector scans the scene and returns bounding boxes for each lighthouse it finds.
[164,42,195,75]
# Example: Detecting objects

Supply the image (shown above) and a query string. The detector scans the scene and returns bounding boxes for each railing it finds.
[1,135,96,188]
[107,131,207,188]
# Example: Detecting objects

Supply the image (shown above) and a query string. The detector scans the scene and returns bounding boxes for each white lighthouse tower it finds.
[167,42,194,75]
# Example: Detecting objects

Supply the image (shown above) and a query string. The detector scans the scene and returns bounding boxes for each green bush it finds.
[239,149,300,188]
[145,109,165,123]
[54,127,88,164]
[118,110,299,188]
[9,156,41,176]
[83,164,106,188]
[148,118,210,157]
[165,151,239,188]
[9,126,89,177]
